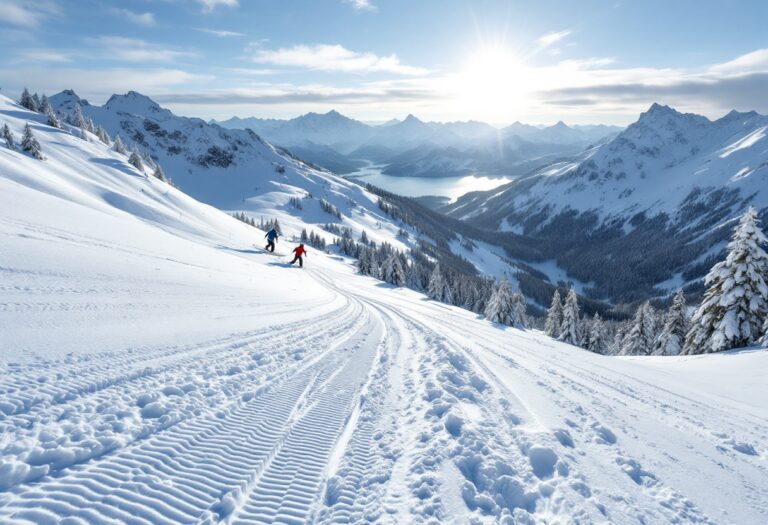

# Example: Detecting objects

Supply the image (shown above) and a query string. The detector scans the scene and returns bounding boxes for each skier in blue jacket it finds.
[265,228,279,252]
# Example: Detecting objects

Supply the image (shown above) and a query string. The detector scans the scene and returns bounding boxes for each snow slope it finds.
[2,98,768,524]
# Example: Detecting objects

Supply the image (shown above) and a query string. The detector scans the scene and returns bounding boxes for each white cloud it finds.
[1,67,209,100]
[709,49,768,75]
[12,48,72,64]
[197,0,239,13]
[0,0,59,27]
[196,28,245,38]
[251,44,428,75]
[111,8,156,27]
[343,0,376,11]
[537,30,572,48]
[90,36,197,63]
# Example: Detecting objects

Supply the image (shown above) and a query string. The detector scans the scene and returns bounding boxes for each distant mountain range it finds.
[443,103,768,303]
[213,111,623,178]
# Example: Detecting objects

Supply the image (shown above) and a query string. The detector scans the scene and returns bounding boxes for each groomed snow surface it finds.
[2,99,768,524]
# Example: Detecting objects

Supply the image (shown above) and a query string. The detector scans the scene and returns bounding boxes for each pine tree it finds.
[559,287,580,345]
[21,123,43,160]
[360,230,369,245]
[382,252,406,286]
[19,88,37,111]
[684,208,768,354]
[427,264,452,304]
[621,302,657,355]
[153,164,167,182]
[511,290,527,328]
[587,313,608,354]
[485,277,517,326]
[545,290,563,338]
[128,146,144,171]
[80,127,89,141]
[654,289,688,355]
[70,104,86,129]
[113,134,127,154]
[2,124,14,149]
[32,93,41,112]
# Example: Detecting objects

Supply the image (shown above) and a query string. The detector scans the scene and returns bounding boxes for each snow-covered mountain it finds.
[2,94,767,525]
[48,90,410,248]
[216,109,621,177]
[445,103,768,302]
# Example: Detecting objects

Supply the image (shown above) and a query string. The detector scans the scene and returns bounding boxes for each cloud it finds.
[0,0,59,27]
[11,48,73,64]
[90,36,197,63]
[0,68,209,100]
[197,0,239,13]
[533,50,768,115]
[343,0,376,11]
[537,30,572,48]
[111,8,156,27]
[151,84,434,105]
[196,28,245,38]
[250,44,428,75]
[709,48,768,75]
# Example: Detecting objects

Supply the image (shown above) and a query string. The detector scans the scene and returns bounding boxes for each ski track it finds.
[2,261,767,524]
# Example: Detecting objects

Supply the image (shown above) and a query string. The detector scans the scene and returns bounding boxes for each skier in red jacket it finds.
[289,244,307,267]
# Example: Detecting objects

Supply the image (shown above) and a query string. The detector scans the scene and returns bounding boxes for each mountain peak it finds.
[403,114,422,124]
[552,120,569,129]
[105,91,164,115]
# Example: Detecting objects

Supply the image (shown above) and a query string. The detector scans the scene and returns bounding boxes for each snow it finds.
[2,95,768,524]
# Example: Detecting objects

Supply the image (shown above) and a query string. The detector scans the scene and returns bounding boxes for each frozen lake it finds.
[345,163,512,201]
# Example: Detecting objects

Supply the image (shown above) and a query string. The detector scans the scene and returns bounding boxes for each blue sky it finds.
[2,0,767,124]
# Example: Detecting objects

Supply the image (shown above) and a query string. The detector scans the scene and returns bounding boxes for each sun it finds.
[453,45,530,120]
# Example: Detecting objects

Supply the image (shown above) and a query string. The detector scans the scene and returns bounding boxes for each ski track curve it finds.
[2,258,767,524]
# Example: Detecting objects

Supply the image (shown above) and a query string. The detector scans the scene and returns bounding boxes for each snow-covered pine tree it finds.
[559,287,581,345]
[511,290,527,328]
[427,264,452,304]
[113,134,127,154]
[96,126,111,145]
[38,96,60,129]
[360,230,369,245]
[69,104,86,129]
[587,313,607,354]
[32,93,42,112]
[684,208,768,354]
[79,127,89,141]
[620,302,657,355]
[21,123,43,160]
[2,124,14,149]
[86,117,96,134]
[153,164,167,182]
[545,290,563,338]
[382,252,406,286]
[654,289,688,355]
[19,88,37,111]
[128,146,145,171]
[484,277,516,325]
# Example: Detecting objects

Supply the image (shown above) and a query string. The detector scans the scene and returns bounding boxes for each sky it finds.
[1,0,767,125]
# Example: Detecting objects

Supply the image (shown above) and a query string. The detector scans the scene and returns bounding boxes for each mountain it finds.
[444,103,768,303]
[47,89,563,293]
[216,109,622,178]
[502,120,622,145]
[3,94,767,525]
[217,109,373,153]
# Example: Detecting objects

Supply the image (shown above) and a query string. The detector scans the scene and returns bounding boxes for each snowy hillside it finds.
[445,103,768,303]
[2,95,768,525]
[48,90,412,252]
